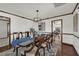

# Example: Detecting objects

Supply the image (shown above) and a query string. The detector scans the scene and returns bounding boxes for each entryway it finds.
[51,19,63,55]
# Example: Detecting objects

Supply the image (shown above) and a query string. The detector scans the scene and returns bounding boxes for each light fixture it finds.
[34,10,40,22]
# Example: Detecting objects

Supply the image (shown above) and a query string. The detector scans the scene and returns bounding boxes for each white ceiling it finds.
[0,3,76,21]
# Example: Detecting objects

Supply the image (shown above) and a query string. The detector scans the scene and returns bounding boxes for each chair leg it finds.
[24,51,26,56]
[47,43,51,51]
[13,48,15,52]
[47,44,49,51]
[43,48,45,56]
[16,47,18,56]
[49,43,51,49]
[35,47,40,56]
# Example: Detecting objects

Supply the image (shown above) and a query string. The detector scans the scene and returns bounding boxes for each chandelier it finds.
[34,10,40,22]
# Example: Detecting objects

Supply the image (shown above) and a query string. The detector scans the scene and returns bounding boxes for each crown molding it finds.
[38,3,79,22]
[72,3,79,14]
[0,3,78,22]
[0,10,35,22]
[38,12,72,22]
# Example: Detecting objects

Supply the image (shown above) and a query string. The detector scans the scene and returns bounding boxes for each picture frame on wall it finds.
[38,22,45,31]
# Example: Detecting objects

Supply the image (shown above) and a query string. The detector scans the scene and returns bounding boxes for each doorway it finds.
[51,19,63,55]
[0,16,11,51]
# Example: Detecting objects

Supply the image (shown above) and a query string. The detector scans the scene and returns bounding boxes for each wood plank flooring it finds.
[62,43,78,56]
[0,44,78,56]
[54,35,78,56]
[0,35,78,56]
[56,43,78,56]
[0,45,12,53]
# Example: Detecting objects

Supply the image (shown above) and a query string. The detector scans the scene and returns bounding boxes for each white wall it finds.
[0,12,37,33]
[38,14,73,44]
[73,4,79,55]
[0,12,37,47]
[39,15,73,32]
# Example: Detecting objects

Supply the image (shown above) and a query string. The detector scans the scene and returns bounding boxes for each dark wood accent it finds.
[57,43,78,56]
[0,44,12,52]
[72,3,79,14]
[8,18,11,48]
[62,43,73,46]
[0,10,34,22]
[62,43,78,56]
[63,33,73,35]
[38,13,72,22]
[72,45,79,56]
[63,33,79,39]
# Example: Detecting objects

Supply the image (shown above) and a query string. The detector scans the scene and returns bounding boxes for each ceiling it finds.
[0,3,76,21]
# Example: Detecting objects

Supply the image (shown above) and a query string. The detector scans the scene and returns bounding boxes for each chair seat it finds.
[41,43,47,47]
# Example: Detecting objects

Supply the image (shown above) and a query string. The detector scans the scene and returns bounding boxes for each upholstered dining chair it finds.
[34,36,48,56]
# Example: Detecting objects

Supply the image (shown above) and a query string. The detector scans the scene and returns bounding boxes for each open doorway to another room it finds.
[51,19,63,56]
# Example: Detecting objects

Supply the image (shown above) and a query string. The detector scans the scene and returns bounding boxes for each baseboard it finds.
[62,42,78,56]
[62,42,73,46]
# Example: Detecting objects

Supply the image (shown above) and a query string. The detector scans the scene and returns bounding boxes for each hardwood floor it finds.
[0,45,12,53]
[56,43,78,56]
[0,42,78,56]
[62,43,78,56]
[54,35,78,56]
